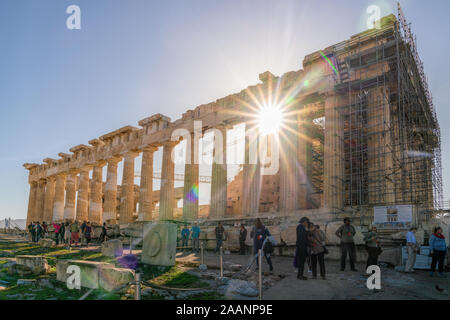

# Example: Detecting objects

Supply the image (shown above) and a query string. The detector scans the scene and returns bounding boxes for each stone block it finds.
[16,255,49,275]
[56,260,114,289]
[101,239,123,257]
[141,222,177,266]
[39,238,55,248]
[98,267,135,292]
[280,225,297,245]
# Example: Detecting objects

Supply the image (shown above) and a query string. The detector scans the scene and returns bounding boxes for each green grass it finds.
[150,266,209,289]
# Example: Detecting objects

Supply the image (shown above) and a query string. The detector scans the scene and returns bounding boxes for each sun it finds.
[257,104,285,135]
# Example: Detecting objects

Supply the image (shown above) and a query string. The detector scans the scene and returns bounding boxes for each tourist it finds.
[80,220,87,247]
[84,222,92,248]
[309,224,326,280]
[214,222,225,254]
[59,223,65,244]
[191,222,201,253]
[100,223,108,243]
[42,221,48,238]
[296,217,310,280]
[429,227,447,277]
[405,227,419,273]
[64,222,71,245]
[53,222,61,245]
[70,221,80,247]
[239,224,247,255]
[336,217,357,271]
[251,219,274,272]
[35,221,42,243]
[181,225,190,251]
[364,225,381,270]
[28,222,35,242]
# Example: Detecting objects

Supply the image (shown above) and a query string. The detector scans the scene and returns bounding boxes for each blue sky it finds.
[1,0,449,220]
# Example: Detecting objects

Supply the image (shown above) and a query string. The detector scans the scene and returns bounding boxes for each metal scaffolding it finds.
[330,4,443,210]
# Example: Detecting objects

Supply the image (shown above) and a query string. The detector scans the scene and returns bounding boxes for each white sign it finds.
[374,205,412,229]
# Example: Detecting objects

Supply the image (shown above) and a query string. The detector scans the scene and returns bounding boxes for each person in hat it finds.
[405,226,419,273]
[335,217,357,271]
[296,217,310,280]
[364,225,381,269]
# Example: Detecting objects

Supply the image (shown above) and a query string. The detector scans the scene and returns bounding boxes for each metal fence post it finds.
[201,242,204,265]
[135,273,141,300]
[220,246,223,277]
[129,236,133,255]
[258,249,262,300]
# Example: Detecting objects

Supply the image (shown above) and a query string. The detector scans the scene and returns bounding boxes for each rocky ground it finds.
[0,232,449,300]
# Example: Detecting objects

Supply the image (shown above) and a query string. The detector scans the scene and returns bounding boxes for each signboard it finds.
[373,205,412,229]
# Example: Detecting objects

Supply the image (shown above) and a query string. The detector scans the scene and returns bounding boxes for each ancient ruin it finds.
[23,11,442,240]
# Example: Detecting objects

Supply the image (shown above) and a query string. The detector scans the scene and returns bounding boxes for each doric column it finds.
[279,115,299,215]
[210,126,228,219]
[43,176,56,223]
[76,167,90,222]
[183,133,199,221]
[89,161,106,225]
[52,174,66,222]
[297,118,312,209]
[139,146,158,221]
[64,171,78,221]
[35,179,46,222]
[323,93,344,209]
[26,181,38,225]
[159,141,178,221]
[103,157,121,223]
[119,151,138,224]
[242,125,261,217]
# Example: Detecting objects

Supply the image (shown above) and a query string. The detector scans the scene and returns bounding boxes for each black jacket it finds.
[296,224,309,253]
[239,228,247,242]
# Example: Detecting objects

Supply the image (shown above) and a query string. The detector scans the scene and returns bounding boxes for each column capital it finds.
[106,156,122,166]
[161,140,179,148]
[121,150,140,158]
[141,145,159,153]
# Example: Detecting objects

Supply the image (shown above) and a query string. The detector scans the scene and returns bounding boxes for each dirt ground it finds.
[177,249,450,300]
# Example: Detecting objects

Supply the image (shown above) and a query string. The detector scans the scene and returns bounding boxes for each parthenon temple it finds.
[24,13,442,230]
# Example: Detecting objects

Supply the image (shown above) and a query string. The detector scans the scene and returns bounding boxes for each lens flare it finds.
[257,104,285,135]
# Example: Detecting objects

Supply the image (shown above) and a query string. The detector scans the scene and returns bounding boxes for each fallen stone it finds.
[15,255,49,275]
[225,279,258,297]
[17,279,37,286]
[141,222,177,267]
[98,266,135,292]
[39,238,55,248]
[198,264,207,271]
[101,239,123,258]
[56,259,114,289]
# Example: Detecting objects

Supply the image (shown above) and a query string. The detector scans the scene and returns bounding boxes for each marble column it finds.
[139,146,158,221]
[210,126,228,219]
[89,161,105,225]
[279,116,299,215]
[242,125,261,217]
[26,181,38,225]
[103,157,121,223]
[119,152,138,224]
[159,141,178,221]
[35,179,46,222]
[183,134,199,221]
[64,171,78,221]
[323,93,344,209]
[76,167,90,222]
[297,119,312,209]
[52,174,66,222]
[43,176,56,223]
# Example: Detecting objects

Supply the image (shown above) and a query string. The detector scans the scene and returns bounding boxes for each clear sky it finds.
[1,0,449,220]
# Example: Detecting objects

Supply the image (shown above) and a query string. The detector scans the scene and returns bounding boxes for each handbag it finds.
[322,245,329,255]
[377,246,383,255]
